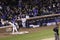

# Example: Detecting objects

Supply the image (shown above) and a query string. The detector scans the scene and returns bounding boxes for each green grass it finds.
[0,27,60,40]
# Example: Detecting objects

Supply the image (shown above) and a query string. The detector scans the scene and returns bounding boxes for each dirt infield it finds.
[0,26,54,37]
[0,23,60,38]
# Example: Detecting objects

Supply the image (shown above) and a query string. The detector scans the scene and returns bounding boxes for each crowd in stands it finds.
[0,0,60,27]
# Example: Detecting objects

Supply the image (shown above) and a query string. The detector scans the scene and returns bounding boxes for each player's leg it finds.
[14,27,18,32]
[12,27,15,33]
[57,35,59,40]
[22,22,24,27]
[22,22,26,28]
[55,32,57,40]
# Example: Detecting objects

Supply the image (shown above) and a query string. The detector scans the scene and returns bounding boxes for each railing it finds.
[17,14,60,20]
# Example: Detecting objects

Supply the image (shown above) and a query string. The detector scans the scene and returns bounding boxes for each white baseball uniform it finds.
[21,18,26,28]
[9,22,18,33]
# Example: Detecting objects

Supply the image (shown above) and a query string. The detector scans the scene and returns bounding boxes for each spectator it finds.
[33,6,38,16]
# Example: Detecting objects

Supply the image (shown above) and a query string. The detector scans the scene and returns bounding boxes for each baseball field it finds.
[0,25,60,40]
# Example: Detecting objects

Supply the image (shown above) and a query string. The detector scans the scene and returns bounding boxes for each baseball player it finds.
[8,21,18,33]
[53,22,59,40]
[21,18,26,28]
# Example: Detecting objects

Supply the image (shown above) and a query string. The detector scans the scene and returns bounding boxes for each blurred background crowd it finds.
[0,0,60,27]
